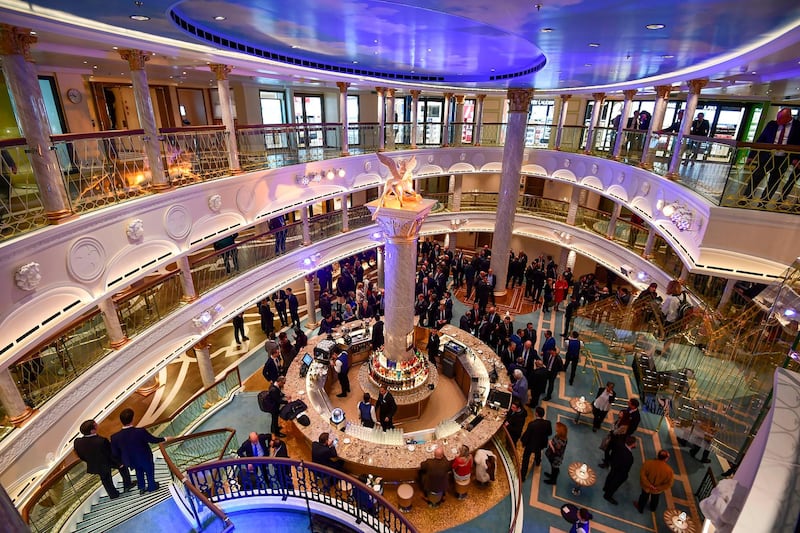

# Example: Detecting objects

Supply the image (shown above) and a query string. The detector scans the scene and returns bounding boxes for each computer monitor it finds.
[302,353,313,366]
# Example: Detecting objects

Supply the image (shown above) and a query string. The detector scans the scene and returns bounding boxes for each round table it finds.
[567,462,596,496]
[569,397,594,424]
[663,509,697,533]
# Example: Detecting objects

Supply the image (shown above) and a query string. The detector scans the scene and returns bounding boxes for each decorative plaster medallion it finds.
[591,163,599,175]
[364,160,372,172]
[164,205,192,240]
[563,158,571,168]
[15,262,42,291]
[460,152,466,162]
[236,186,254,214]
[427,154,434,164]
[68,237,106,282]
[126,219,144,242]
[641,182,651,195]
[617,172,625,184]
[208,194,222,213]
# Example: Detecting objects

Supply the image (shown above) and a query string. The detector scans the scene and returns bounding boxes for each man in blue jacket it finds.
[111,408,167,495]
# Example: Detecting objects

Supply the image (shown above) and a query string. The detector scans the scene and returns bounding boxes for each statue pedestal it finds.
[367,198,435,362]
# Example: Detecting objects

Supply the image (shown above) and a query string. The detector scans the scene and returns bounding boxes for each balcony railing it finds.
[161,126,231,185]
[21,368,242,532]
[0,138,48,239]
[114,270,184,339]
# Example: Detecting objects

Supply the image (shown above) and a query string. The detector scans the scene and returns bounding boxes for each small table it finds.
[663,509,697,533]
[567,462,596,496]
[569,397,594,423]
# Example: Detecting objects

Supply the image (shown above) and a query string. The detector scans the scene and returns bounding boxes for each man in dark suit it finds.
[237,431,271,488]
[427,328,440,365]
[74,419,134,499]
[376,385,397,431]
[542,347,563,401]
[433,302,452,329]
[272,289,288,327]
[540,330,556,357]
[110,409,166,495]
[232,312,249,345]
[267,376,288,437]
[529,360,549,408]
[521,322,537,346]
[311,432,343,471]
[519,407,553,480]
[262,346,282,383]
[742,108,800,206]
[503,399,527,444]
[601,398,642,467]
[371,313,384,350]
[603,436,636,504]
[286,288,300,328]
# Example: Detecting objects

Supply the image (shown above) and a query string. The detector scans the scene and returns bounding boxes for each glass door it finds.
[293,94,324,148]
[416,97,443,145]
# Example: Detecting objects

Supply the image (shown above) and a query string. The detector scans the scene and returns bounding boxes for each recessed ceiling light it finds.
[129,15,150,21]
[182,71,187,74]
[374,51,379,55]
[588,43,600,48]
[661,54,674,59]
[93,65,98,69]
[83,60,88,64]
[646,23,665,30]
[352,61,358,64]
[751,71,757,74]
[291,45,299,49]
[29,31,37,35]
[112,46,119,50]
[427,48,432,52]
[584,63,592,67]
[213,16,226,21]
[541,27,553,33]
[374,39,379,44]
[490,68,495,72]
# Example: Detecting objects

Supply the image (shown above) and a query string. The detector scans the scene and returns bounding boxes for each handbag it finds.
[599,431,613,451]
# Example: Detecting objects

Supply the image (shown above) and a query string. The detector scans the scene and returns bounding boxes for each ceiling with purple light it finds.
[11,0,800,90]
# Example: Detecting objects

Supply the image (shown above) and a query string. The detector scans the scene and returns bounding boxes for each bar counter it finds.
[284,324,511,481]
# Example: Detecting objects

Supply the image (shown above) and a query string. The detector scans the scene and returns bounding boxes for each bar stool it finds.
[454,478,470,500]
[397,483,413,512]
[427,490,444,507]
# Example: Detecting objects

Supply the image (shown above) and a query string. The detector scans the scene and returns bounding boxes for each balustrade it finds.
[114,271,184,339]
[160,126,231,185]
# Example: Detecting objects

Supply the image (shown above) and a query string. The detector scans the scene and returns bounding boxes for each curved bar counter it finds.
[284,324,511,481]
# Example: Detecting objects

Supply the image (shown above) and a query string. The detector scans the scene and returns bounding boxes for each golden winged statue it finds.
[372,152,421,219]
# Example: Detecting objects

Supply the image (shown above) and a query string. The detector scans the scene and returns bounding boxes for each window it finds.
[259,90,286,124]
[347,94,360,145]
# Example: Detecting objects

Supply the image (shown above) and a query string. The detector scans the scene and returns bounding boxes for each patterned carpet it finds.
[452,283,536,316]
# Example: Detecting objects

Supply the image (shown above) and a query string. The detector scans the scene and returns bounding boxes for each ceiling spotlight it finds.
[584,63,592,67]
[352,61,358,64]
[129,15,150,21]
[646,23,665,30]
[661,54,674,59]
[751,71,757,75]
[541,27,553,33]
[291,45,299,49]
[784,308,796,317]
[29,31,37,35]
[588,43,600,48]
[213,16,226,21]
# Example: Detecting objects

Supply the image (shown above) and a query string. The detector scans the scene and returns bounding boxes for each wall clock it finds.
[67,88,82,104]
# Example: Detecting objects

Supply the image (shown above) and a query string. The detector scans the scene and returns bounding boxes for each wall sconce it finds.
[661,201,693,231]
[553,230,572,243]
[449,218,468,230]
[192,303,224,331]
[301,252,322,268]
[636,271,651,283]
[297,168,346,187]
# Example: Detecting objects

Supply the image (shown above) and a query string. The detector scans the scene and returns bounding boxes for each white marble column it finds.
[301,206,311,245]
[454,95,465,147]
[194,341,216,388]
[410,90,421,149]
[367,198,435,361]
[341,194,349,232]
[0,369,35,426]
[668,79,708,178]
[442,92,453,147]
[641,85,672,169]
[566,249,577,271]
[0,25,73,223]
[612,89,637,158]
[118,49,169,190]
[566,186,584,225]
[376,87,386,151]
[554,94,571,150]
[474,94,486,146]
[386,88,396,150]
[584,92,606,154]
[490,89,534,297]
[606,203,623,240]
[451,174,463,212]
[97,297,129,349]
[558,247,570,273]
[304,274,318,327]
[376,246,385,289]
[337,82,350,156]
[718,278,737,308]
[209,64,240,172]
[177,255,198,302]
[643,229,656,258]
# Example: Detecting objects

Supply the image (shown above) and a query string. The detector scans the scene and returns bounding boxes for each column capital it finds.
[386,87,396,97]
[209,63,232,80]
[367,198,436,242]
[443,92,454,100]
[118,49,151,70]
[559,94,572,102]
[591,92,606,102]
[0,24,37,60]
[375,86,385,96]
[622,89,638,100]
[654,85,673,98]
[336,81,350,92]
[507,88,534,113]
[455,94,465,104]
[476,94,486,103]
[194,339,212,350]
[409,89,421,99]
[687,78,708,94]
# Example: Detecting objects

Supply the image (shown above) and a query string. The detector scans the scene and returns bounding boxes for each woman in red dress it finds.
[554,274,569,311]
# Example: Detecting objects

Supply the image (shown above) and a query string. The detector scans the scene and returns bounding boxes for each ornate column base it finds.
[229,168,244,175]
[10,407,37,427]
[45,210,77,224]
[665,172,680,181]
[181,294,198,303]
[493,289,508,298]
[639,161,653,170]
[109,337,130,349]
[340,150,350,157]
[150,182,175,193]
[136,376,160,397]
